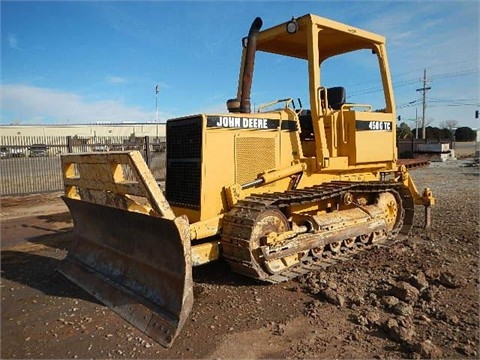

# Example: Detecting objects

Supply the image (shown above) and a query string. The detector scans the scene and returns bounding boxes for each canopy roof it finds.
[256,14,386,62]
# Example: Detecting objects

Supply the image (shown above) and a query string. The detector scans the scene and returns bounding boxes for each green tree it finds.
[440,128,454,140]
[425,126,440,140]
[397,122,413,139]
[455,127,476,141]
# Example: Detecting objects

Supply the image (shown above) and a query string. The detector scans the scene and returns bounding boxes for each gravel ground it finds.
[1,157,479,359]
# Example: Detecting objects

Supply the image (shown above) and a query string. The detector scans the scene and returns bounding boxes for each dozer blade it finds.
[58,197,193,348]
[57,151,194,348]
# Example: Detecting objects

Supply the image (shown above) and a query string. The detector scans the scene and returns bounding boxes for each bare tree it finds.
[425,117,435,127]
[439,120,459,131]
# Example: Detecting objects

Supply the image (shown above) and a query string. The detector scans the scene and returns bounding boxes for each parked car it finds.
[92,144,109,152]
[0,147,9,159]
[28,144,49,157]
[10,148,26,157]
[152,142,166,152]
[110,144,125,151]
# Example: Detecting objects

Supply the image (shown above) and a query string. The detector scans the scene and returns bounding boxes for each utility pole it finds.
[415,108,418,139]
[416,69,431,140]
[155,85,159,139]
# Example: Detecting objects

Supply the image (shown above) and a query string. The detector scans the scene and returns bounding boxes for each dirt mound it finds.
[1,161,478,359]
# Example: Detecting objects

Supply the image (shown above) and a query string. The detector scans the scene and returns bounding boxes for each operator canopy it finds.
[255,14,386,62]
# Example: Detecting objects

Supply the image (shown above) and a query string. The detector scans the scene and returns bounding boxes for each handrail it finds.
[317,86,328,115]
[339,104,372,144]
[257,98,294,112]
[340,103,372,111]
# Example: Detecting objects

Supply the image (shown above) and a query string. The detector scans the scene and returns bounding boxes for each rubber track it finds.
[221,181,414,283]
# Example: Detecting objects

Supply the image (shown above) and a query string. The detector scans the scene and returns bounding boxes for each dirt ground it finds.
[1,156,479,359]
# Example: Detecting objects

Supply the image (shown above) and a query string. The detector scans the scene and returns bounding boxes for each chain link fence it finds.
[0,135,166,196]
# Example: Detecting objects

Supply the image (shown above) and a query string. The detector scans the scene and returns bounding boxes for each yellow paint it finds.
[60,13,433,253]
[191,241,221,266]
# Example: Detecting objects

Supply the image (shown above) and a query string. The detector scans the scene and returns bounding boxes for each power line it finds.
[430,68,478,81]
[429,98,479,106]
[348,67,477,99]
[346,60,476,89]
[396,98,422,109]
[429,97,478,102]
[428,103,479,108]
[396,100,479,109]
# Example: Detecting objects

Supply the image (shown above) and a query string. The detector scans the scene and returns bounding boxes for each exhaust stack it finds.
[227,17,263,113]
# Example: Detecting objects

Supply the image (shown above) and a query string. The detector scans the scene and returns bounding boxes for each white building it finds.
[0,123,166,138]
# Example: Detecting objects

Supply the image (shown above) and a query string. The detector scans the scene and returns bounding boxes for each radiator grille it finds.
[235,137,276,184]
[166,117,202,209]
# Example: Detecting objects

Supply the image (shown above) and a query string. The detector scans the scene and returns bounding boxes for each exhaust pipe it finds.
[240,17,263,113]
[227,17,263,113]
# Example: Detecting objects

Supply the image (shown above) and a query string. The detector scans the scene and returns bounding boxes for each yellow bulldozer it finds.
[58,14,434,347]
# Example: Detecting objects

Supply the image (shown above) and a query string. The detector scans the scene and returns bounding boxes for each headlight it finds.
[286,17,298,34]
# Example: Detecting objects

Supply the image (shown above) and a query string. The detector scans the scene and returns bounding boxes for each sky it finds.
[1,0,479,129]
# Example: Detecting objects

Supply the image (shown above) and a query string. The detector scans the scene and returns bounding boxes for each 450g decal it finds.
[356,120,392,131]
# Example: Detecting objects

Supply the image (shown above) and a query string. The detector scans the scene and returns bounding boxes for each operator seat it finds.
[326,86,346,110]
[299,86,346,140]
[299,109,313,140]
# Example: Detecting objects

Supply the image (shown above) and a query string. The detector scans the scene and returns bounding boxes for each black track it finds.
[220,181,414,283]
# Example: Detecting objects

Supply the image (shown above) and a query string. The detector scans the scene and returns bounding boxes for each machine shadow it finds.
[37,211,73,225]
[27,227,73,251]
[1,232,100,305]
[22,212,73,236]
[192,259,273,288]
